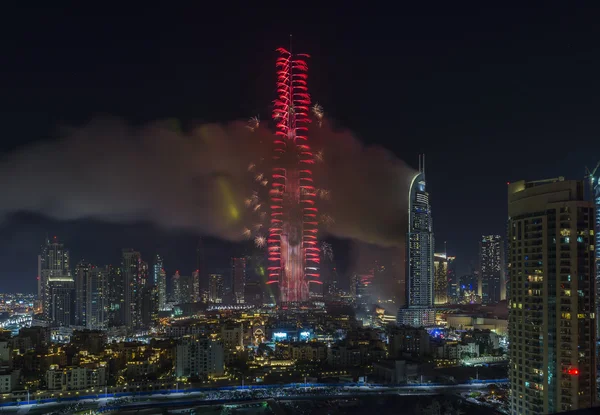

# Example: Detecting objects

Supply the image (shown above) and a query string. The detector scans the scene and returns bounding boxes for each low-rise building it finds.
[45,365,107,391]
[289,342,327,362]
[373,360,418,384]
[175,336,224,380]
[0,369,20,393]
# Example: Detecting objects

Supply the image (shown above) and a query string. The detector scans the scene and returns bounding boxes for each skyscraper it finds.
[39,236,71,321]
[433,253,448,305]
[152,255,167,311]
[321,242,338,300]
[192,270,200,303]
[447,255,458,303]
[267,47,320,303]
[508,178,596,414]
[585,165,600,339]
[208,274,224,304]
[479,235,506,303]
[74,261,91,326]
[107,265,124,327]
[232,258,246,304]
[86,265,108,330]
[121,249,143,330]
[398,155,435,327]
[47,278,74,327]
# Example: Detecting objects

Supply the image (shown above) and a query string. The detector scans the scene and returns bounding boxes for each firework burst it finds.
[254,235,266,248]
[312,103,324,127]
[247,116,260,132]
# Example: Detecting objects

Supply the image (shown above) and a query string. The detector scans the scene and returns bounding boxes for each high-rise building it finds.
[232,258,246,304]
[47,278,74,327]
[585,165,600,339]
[172,271,182,304]
[39,237,71,321]
[208,274,224,304]
[397,155,435,327]
[107,265,124,327]
[192,270,200,303]
[173,271,197,304]
[267,47,320,303]
[508,178,596,414]
[74,261,91,326]
[479,235,506,303]
[447,256,458,303]
[86,265,108,330]
[355,270,374,310]
[152,255,167,311]
[321,242,338,300]
[433,253,448,305]
[121,249,144,330]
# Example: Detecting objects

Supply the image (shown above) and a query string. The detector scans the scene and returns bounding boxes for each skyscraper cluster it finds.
[38,241,232,330]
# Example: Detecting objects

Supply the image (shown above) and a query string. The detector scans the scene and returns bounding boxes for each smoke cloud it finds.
[0,117,414,247]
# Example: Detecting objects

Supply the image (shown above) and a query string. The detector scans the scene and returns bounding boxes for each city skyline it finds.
[1,5,600,413]
[4,6,600,291]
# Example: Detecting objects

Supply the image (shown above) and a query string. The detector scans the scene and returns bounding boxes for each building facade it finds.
[398,155,435,327]
[232,257,246,304]
[208,274,224,304]
[39,237,72,321]
[479,235,506,303]
[508,178,596,414]
[433,253,448,305]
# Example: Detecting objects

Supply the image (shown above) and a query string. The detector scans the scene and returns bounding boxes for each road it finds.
[0,380,508,414]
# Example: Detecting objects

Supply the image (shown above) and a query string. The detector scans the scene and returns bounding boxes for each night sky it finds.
[1,4,600,292]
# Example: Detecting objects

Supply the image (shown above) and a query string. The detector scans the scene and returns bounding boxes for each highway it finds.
[0,379,509,414]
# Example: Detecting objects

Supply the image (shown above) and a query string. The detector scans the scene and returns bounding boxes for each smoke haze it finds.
[0,117,414,247]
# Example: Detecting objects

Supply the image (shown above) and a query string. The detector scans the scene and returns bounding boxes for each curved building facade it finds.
[397,155,435,327]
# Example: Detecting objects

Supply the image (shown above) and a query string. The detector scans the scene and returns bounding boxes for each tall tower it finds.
[86,265,108,330]
[232,257,246,304]
[40,236,72,323]
[585,164,600,340]
[433,253,448,305]
[74,261,91,326]
[268,45,320,303]
[397,155,435,327]
[121,249,143,330]
[479,235,505,304]
[508,178,596,414]
[152,255,167,310]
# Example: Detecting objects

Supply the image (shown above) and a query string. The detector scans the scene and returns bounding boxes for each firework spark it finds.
[312,103,324,127]
[320,213,334,227]
[319,189,331,200]
[242,227,252,238]
[315,150,324,162]
[261,180,269,187]
[255,173,264,182]
[255,235,266,248]
[248,163,256,172]
[247,116,260,131]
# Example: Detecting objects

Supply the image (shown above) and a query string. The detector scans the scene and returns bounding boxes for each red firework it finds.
[268,47,320,303]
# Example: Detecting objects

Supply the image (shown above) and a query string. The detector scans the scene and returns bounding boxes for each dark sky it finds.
[1,4,600,291]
